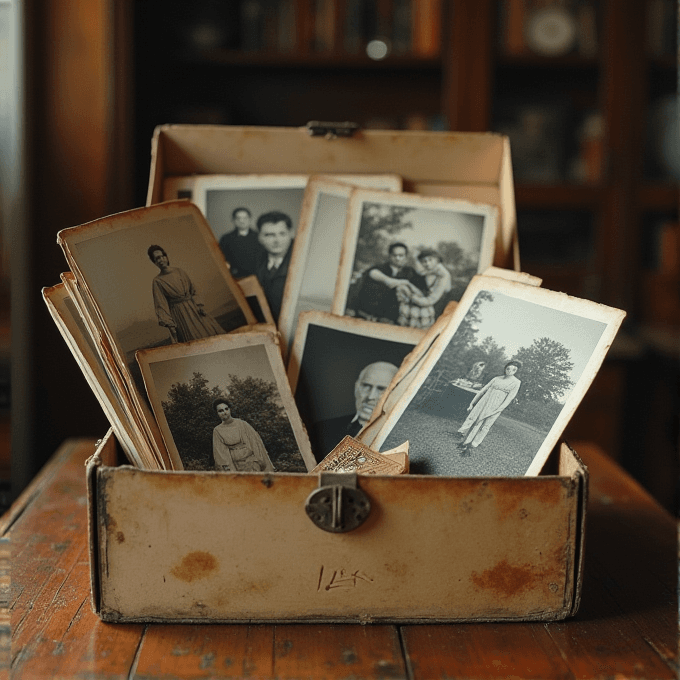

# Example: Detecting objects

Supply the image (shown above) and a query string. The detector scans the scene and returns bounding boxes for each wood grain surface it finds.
[5,438,677,679]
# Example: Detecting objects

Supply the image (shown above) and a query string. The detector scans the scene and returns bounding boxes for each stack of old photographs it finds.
[44,173,626,478]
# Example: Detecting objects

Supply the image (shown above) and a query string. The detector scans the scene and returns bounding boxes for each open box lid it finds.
[146,124,519,270]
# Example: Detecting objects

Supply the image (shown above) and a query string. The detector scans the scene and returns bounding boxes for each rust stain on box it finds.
[142,471,220,497]
[495,479,566,517]
[170,551,219,582]
[471,559,545,597]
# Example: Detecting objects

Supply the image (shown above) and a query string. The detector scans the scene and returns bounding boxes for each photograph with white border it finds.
[332,190,498,329]
[137,331,315,472]
[371,275,625,477]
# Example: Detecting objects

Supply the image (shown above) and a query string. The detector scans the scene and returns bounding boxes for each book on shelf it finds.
[277,0,297,51]
[503,0,527,55]
[412,0,441,57]
[343,0,364,53]
[314,0,337,52]
[392,0,413,53]
[240,0,265,51]
[646,0,678,58]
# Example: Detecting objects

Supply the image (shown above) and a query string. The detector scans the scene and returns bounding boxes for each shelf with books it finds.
[492,57,603,186]
[178,49,442,69]
[142,0,444,61]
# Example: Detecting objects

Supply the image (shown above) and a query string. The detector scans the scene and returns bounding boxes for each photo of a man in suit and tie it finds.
[254,210,294,323]
[314,360,398,457]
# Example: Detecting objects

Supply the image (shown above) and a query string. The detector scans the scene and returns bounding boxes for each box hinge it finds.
[305,472,371,533]
[306,121,360,140]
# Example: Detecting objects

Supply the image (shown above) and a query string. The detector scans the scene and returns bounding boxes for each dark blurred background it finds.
[0,0,677,514]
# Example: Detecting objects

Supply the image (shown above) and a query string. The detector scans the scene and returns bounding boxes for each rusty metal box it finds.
[87,430,587,623]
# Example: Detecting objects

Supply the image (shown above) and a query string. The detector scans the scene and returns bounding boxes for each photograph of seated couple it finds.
[353,242,452,329]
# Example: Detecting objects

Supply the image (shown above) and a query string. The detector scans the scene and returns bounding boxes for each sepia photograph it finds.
[333,191,498,329]
[288,311,424,461]
[278,176,402,354]
[57,202,255,397]
[43,282,147,468]
[237,275,275,325]
[372,276,626,477]
[137,331,315,472]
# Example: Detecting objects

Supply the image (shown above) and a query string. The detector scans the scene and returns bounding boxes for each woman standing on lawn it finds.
[455,360,522,454]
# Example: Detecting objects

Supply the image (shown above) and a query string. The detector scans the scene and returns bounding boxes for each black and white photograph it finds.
[333,190,498,329]
[371,276,626,477]
[57,202,255,395]
[278,176,402,354]
[136,331,315,472]
[288,311,424,462]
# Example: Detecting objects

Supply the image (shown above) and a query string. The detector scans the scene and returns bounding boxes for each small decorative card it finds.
[311,436,408,475]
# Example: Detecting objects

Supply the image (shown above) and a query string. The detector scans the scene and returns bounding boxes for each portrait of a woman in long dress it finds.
[148,245,226,344]
[455,360,522,454]
[211,397,275,472]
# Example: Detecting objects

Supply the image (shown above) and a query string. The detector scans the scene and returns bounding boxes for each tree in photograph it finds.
[513,337,574,403]
[463,336,509,381]
[355,203,415,269]
[435,240,479,300]
[435,290,495,379]
[226,375,301,470]
[162,371,221,469]
[411,291,494,408]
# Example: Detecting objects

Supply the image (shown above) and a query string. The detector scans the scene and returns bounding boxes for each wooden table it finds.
[4,438,677,679]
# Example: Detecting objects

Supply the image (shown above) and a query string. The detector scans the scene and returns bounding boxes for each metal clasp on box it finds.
[306,121,360,140]
[305,472,371,533]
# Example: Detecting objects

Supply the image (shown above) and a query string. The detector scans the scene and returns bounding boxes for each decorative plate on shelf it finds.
[524,7,578,57]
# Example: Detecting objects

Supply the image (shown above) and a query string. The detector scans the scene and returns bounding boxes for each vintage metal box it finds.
[85,124,586,623]
[87,430,587,623]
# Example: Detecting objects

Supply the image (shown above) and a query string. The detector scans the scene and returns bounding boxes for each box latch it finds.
[305,472,371,533]
[306,121,360,140]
